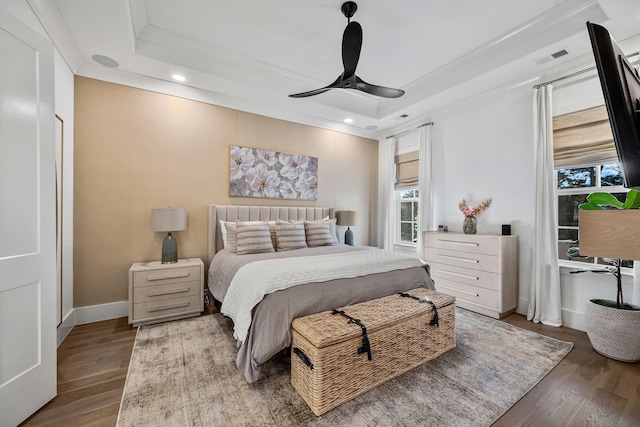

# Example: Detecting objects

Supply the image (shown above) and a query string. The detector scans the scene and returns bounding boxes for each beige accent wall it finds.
[74,77,377,307]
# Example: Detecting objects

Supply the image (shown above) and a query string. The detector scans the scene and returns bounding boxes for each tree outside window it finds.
[557,163,633,268]
[398,189,419,244]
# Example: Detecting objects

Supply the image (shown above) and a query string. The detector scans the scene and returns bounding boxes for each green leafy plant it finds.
[579,189,640,210]
[566,188,640,310]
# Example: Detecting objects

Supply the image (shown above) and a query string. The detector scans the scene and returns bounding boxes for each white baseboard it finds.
[517,297,586,332]
[56,301,129,346]
[57,311,75,347]
[74,301,129,325]
[560,307,586,332]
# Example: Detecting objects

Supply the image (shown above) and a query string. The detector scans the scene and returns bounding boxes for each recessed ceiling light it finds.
[344,118,354,124]
[172,74,186,82]
[92,54,119,68]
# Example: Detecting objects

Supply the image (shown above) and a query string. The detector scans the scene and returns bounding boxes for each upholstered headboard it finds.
[208,205,335,263]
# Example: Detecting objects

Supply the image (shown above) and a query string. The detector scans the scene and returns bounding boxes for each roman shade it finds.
[394,151,419,190]
[553,105,617,168]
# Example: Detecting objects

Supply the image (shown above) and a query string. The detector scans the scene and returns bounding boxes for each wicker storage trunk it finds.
[291,288,456,416]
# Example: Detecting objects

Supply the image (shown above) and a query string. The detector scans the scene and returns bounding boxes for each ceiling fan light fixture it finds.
[289,2,404,99]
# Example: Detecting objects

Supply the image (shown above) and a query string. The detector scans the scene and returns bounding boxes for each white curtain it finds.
[528,84,563,327]
[378,137,397,250]
[417,125,434,259]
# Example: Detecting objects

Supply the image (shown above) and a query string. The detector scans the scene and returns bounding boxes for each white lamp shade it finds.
[336,210,358,226]
[152,208,187,232]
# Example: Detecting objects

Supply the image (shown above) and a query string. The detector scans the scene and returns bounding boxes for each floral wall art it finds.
[229,145,318,200]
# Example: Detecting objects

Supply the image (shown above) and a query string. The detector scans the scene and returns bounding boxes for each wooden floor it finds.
[20,310,640,427]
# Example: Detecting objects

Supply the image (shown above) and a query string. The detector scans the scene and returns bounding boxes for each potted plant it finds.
[566,189,640,362]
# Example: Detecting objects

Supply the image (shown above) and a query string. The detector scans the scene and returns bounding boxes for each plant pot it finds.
[584,299,640,363]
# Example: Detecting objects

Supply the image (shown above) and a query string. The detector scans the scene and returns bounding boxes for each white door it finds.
[0,8,57,427]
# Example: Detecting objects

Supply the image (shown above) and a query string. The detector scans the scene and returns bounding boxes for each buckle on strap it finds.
[399,292,439,326]
[332,309,372,361]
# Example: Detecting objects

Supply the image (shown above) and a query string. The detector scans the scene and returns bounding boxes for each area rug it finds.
[117,309,572,427]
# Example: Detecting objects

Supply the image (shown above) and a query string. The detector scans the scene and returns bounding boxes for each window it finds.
[557,163,633,268]
[397,189,419,244]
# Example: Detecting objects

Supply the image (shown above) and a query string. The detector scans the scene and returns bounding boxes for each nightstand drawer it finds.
[424,233,499,255]
[436,281,499,309]
[133,266,201,288]
[429,262,500,291]
[424,247,499,273]
[133,280,201,303]
[132,295,202,322]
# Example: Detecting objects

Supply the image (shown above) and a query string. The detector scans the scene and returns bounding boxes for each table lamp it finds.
[152,208,187,264]
[336,210,358,246]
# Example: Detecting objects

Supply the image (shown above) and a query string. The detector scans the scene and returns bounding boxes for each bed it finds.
[207,204,435,383]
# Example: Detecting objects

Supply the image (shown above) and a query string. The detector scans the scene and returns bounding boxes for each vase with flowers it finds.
[458,198,492,234]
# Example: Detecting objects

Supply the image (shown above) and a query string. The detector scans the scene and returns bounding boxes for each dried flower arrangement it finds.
[458,198,492,218]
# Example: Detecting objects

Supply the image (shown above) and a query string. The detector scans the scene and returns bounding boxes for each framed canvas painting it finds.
[229,145,318,200]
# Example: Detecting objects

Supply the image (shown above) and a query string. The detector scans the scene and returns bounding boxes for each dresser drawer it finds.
[424,233,499,255]
[133,280,201,303]
[429,262,500,291]
[132,295,202,322]
[424,247,499,273]
[133,266,201,288]
[436,281,499,309]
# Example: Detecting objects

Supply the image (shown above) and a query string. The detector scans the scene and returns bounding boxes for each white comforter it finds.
[220,249,425,343]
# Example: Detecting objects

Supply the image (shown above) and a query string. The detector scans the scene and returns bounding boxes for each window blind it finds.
[553,105,618,168]
[394,151,419,190]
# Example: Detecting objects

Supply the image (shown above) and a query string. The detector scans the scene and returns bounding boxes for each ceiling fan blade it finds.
[342,21,362,79]
[288,75,344,98]
[355,76,405,98]
[288,88,332,98]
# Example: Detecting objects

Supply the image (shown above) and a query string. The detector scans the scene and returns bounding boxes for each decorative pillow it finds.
[225,221,238,253]
[304,221,334,247]
[275,219,308,251]
[305,217,339,245]
[235,222,275,255]
[221,220,264,251]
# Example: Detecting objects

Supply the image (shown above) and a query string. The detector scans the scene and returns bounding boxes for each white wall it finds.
[428,84,536,316]
[4,0,76,343]
[383,60,637,332]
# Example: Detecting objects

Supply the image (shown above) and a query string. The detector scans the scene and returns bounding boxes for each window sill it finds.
[394,242,417,248]
[558,259,634,277]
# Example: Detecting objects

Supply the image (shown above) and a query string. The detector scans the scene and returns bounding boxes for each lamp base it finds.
[345,227,354,246]
[161,232,178,264]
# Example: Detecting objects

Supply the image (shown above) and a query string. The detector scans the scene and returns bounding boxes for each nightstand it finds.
[128,258,204,326]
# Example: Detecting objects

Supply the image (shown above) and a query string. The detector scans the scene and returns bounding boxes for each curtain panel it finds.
[528,84,563,327]
[417,125,434,260]
[553,105,617,168]
[378,137,397,250]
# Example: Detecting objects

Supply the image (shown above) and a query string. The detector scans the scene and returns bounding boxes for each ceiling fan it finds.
[289,1,405,99]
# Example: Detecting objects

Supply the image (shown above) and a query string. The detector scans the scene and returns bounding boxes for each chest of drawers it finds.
[423,232,518,318]
[128,258,204,326]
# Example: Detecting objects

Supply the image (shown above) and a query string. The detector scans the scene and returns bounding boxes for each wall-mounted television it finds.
[587,22,640,189]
